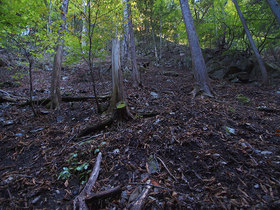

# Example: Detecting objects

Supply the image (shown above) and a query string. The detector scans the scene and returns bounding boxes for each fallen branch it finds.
[73,152,102,210]
[85,186,122,205]
[19,95,111,106]
[257,106,280,113]
[129,180,151,210]
[128,182,171,191]
[0,89,25,103]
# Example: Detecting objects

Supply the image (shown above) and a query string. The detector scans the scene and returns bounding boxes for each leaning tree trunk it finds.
[232,0,268,85]
[127,0,141,87]
[50,0,69,109]
[266,0,280,25]
[179,0,213,97]
[109,38,133,120]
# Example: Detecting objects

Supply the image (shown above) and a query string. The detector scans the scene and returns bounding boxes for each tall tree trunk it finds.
[159,0,163,60]
[179,0,213,97]
[50,0,69,109]
[122,0,130,70]
[266,0,280,25]
[109,38,133,119]
[232,0,268,85]
[127,0,141,87]
[82,0,87,48]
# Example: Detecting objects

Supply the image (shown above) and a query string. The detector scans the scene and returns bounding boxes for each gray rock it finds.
[113,149,120,155]
[3,120,14,126]
[210,69,225,80]
[15,133,23,137]
[70,102,80,110]
[56,116,64,123]
[150,92,159,99]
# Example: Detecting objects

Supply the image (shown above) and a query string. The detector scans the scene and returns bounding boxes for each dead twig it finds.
[156,156,177,181]
[73,152,102,210]
[7,188,16,208]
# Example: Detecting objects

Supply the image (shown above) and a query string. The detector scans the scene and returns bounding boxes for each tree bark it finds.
[127,0,141,87]
[50,0,69,109]
[109,38,133,119]
[179,0,213,97]
[266,0,280,25]
[232,0,268,85]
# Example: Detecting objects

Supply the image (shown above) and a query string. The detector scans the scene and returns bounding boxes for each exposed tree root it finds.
[190,85,214,99]
[77,115,114,138]
[78,104,134,138]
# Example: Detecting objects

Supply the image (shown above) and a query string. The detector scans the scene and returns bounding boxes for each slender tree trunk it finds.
[212,1,219,47]
[179,0,213,97]
[127,0,141,87]
[109,38,133,119]
[50,0,69,109]
[266,0,280,25]
[87,0,101,113]
[232,0,268,85]
[44,0,53,33]
[122,0,130,69]
[150,17,159,62]
[159,0,163,60]
[82,0,87,48]
[28,60,37,116]
[47,0,52,33]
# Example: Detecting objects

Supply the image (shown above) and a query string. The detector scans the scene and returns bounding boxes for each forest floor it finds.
[0,53,280,209]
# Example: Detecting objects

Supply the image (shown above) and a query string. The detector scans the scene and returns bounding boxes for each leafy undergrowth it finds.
[0,59,280,209]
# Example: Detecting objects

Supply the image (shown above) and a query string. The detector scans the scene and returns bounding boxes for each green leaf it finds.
[94,148,100,154]
[116,101,126,109]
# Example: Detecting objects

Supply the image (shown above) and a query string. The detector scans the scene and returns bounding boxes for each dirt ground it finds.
[0,56,280,209]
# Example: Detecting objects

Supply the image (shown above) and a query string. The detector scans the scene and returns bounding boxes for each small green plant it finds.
[135,114,144,119]
[236,94,250,104]
[58,141,106,183]
[58,167,71,180]
[94,141,106,154]
[11,72,27,81]
[228,107,236,113]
